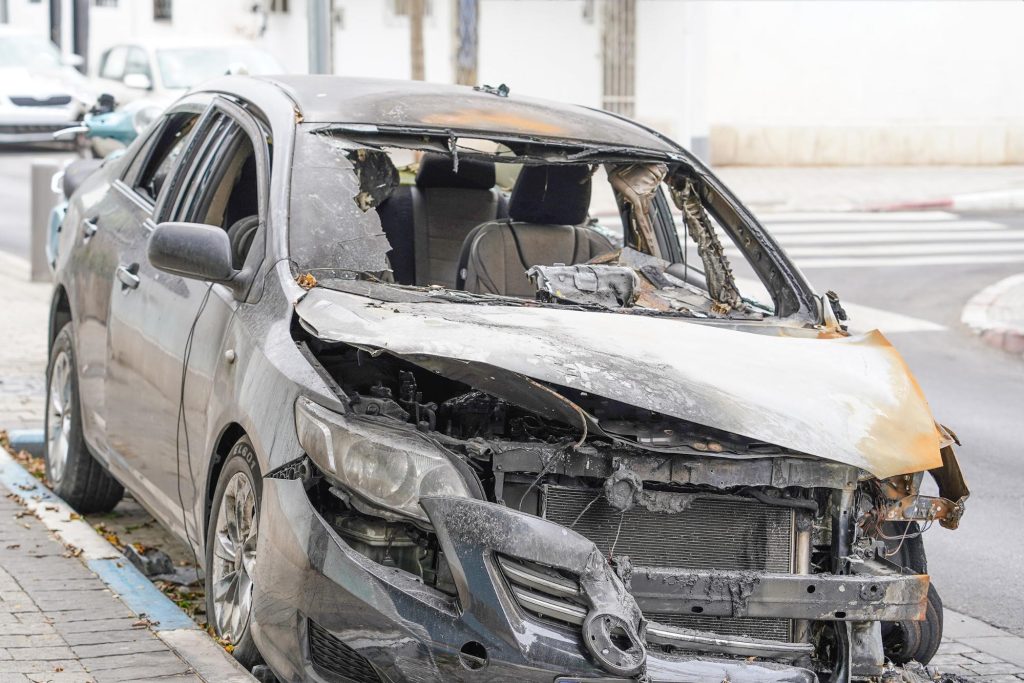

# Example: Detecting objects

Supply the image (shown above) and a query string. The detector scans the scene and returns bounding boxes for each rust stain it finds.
[853,331,943,477]
[420,108,565,136]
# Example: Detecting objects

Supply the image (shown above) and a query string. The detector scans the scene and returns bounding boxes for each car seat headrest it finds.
[508,164,591,225]
[415,152,496,191]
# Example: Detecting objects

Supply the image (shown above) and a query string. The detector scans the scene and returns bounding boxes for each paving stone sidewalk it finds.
[0,494,201,682]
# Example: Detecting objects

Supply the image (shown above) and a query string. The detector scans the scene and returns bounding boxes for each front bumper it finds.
[0,106,82,143]
[0,123,79,144]
[254,481,924,681]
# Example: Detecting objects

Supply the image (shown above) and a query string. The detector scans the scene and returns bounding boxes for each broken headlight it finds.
[295,396,471,523]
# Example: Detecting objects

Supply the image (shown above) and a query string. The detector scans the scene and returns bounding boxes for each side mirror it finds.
[123,73,152,91]
[148,222,237,284]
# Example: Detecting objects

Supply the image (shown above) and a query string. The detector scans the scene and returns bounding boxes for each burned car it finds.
[47,76,968,682]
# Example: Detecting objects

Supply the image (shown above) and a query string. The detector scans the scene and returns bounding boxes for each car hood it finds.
[296,288,943,479]
[0,66,87,97]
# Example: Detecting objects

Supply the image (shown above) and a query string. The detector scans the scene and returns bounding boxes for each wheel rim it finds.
[46,350,72,485]
[211,471,258,642]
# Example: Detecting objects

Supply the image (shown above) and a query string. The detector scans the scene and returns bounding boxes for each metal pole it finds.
[30,162,60,283]
[409,0,425,80]
[307,0,333,74]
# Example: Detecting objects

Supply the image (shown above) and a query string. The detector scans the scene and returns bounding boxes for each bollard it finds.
[30,161,61,283]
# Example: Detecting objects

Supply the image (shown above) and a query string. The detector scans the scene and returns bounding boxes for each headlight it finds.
[295,396,471,522]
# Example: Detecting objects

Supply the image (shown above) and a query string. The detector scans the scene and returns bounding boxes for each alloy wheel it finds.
[211,471,258,642]
[46,350,72,485]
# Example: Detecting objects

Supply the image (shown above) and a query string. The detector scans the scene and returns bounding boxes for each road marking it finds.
[842,301,946,334]
[794,253,1024,269]
[758,211,961,223]
[763,222,1007,235]
[734,212,1024,269]
[757,241,1024,257]
[734,277,945,334]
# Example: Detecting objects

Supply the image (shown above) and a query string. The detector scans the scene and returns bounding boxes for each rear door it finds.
[103,99,269,539]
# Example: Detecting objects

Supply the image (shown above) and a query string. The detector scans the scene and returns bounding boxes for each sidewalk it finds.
[0,442,253,682]
[0,253,252,681]
[0,251,50,432]
[962,274,1024,356]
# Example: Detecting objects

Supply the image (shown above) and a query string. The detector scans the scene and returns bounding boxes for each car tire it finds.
[880,522,943,665]
[44,323,124,512]
[206,436,263,669]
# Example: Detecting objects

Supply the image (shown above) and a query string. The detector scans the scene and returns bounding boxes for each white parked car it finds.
[94,40,282,105]
[0,27,94,144]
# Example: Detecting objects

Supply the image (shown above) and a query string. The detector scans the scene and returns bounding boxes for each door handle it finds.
[83,218,98,238]
[116,263,140,290]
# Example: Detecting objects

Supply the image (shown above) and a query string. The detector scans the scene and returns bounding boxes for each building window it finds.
[153,0,171,21]
[269,0,289,12]
[93,0,118,7]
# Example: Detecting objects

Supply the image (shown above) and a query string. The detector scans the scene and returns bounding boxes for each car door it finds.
[68,108,194,459]
[104,98,270,538]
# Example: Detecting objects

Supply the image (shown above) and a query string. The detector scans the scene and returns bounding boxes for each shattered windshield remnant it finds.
[288,124,805,321]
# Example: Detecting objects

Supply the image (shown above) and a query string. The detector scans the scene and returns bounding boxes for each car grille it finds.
[542,485,794,571]
[0,123,70,135]
[308,619,383,683]
[10,95,72,107]
[540,484,795,642]
[646,613,792,642]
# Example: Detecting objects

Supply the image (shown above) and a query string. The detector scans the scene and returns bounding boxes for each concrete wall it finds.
[705,1,1024,165]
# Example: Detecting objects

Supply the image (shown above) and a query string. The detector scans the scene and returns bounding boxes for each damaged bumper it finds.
[254,479,821,682]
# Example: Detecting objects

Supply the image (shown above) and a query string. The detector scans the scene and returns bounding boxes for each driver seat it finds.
[457,165,613,297]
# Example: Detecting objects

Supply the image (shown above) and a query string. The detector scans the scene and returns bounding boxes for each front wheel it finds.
[880,522,943,665]
[205,436,263,668]
[45,323,123,512]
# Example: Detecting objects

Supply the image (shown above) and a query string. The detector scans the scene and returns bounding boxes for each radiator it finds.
[541,484,795,642]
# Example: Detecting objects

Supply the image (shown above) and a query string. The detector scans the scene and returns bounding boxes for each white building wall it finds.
[5,0,47,34]
[477,0,601,108]
[705,0,1024,164]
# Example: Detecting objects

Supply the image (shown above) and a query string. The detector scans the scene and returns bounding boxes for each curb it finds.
[873,188,1024,213]
[961,274,1024,355]
[0,445,255,683]
[7,427,45,457]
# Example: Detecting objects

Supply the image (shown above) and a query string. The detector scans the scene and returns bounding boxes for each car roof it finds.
[254,75,680,154]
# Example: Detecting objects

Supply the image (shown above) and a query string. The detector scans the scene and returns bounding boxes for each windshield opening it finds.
[289,126,800,320]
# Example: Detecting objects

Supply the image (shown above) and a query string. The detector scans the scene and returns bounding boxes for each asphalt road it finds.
[1,149,1022,636]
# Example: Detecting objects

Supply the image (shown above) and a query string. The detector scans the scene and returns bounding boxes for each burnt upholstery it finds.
[377,153,506,287]
[458,164,613,297]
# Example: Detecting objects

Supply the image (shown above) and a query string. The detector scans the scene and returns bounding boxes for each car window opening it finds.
[288,130,780,319]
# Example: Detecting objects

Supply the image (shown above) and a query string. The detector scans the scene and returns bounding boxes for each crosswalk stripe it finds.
[738,241,1024,258]
[791,254,1024,269]
[757,211,960,223]
[766,230,1015,245]
[763,221,1006,235]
